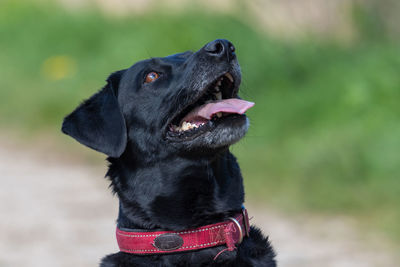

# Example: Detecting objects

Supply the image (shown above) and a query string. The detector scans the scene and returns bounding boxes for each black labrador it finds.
[62,39,276,266]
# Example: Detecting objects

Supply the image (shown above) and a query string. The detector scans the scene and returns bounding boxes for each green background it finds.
[1,0,399,242]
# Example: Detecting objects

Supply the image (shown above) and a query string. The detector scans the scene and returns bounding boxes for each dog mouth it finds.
[165,72,254,140]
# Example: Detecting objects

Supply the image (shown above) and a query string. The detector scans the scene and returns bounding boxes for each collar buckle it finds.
[227,217,244,244]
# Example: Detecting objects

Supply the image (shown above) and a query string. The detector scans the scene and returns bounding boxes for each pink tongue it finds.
[181,98,254,124]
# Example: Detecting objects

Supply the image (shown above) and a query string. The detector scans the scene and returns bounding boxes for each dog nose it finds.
[204,39,235,61]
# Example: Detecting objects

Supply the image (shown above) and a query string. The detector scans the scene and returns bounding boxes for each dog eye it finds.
[144,72,159,83]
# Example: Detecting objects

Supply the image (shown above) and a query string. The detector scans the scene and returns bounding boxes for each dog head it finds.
[62,39,254,158]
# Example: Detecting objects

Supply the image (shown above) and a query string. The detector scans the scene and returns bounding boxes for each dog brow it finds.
[149,57,162,64]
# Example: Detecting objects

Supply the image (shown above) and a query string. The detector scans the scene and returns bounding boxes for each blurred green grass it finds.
[1,1,399,241]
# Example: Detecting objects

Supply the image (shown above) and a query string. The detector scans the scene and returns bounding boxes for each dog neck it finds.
[106,149,245,231]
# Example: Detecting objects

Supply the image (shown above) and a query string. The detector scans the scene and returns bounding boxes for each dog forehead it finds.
[165,51,193,60]
[154,51,193,66]
[126,51,193,75]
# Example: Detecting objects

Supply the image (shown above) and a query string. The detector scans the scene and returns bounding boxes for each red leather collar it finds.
[116,208,250,257]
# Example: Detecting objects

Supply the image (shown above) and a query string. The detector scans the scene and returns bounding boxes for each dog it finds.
[62,39,276,266]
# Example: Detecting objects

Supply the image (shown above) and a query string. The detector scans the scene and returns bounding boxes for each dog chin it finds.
[177,115,250,150]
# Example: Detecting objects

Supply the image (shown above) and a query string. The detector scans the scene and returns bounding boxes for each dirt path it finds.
[0,139,398,267]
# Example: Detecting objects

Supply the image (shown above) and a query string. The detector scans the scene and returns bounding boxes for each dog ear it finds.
[62,70,127,157]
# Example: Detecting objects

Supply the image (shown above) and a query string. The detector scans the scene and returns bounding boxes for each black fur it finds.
[62,39,276,266]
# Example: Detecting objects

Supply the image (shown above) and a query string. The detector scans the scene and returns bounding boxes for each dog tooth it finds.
[225,73,234,83]
[176,121,203,132]
[185,122,195,131]
[180,122,188,131]
[217,80,222,86]
[216,112,222,118]
[215,92,222,100]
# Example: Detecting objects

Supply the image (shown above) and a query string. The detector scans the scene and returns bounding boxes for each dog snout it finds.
[203,39,236,61]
